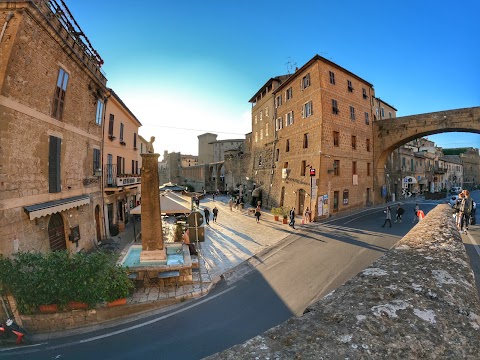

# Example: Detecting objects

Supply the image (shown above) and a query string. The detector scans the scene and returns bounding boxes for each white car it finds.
[450,187,462,194]
[449,195,460,207]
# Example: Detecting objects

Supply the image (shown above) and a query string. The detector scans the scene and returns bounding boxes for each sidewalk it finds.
[112,196,302,306]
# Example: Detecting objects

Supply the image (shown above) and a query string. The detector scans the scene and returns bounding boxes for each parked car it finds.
[449,195,460,207]
[450,187,462,194]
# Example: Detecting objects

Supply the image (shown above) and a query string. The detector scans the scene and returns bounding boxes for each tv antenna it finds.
[285,57,297,74]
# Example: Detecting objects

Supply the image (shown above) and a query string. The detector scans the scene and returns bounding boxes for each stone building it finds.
[0,1,107,255]
[181,154,198,168]
[197,133,217,164]
[250,55,376,218]
[443,148,479,190]
[102,89,142,237]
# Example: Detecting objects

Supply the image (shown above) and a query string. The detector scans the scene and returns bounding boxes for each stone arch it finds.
[373,107,480,203]
[215,163,225,192]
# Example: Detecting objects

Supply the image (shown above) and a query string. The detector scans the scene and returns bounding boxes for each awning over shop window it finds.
[24,195,90,220]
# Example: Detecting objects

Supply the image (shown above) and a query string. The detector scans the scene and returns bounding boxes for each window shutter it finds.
[108,115,114,135]
[49,136,61,193]
[310,101,313,115]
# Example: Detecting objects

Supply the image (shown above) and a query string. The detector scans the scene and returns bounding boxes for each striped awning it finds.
[24,195,90,220]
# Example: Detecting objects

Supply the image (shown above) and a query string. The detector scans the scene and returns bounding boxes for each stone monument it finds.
[139,151,166,262]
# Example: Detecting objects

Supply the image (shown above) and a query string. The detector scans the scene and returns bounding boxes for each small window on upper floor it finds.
[351,135,356,150]
[301,160,307,176]
[254,115,257,124]
[265,107,269,117]
[389,111,392,119]
[275,95,282,108]
[332,99,339,114]
[381,107,385,118]
[276,148,280,162]
[301,73,310,89]
[52,67,69,120]
[303,101,312,118]
[120,123,125,144]
[365,112,370,125]
[276,117,284,131]
[260,110,263,121]
[347,80,353,92]
[303,133,309,149]
[286,139,290,152]
[333,131,339,147]
[95,100,104,125]
[362,88,368,99]
[286,87,293,100]
[329,71,335,85]
[286,111,294,126]
[350,106,355,121]
[366,138,371,152]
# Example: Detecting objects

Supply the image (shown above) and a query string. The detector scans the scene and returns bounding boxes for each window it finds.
[362,88,368,99]
[52,68,69,120]
[366,138,370,152]
[303,101,312,118]
[365,112,370,125]
[286,111,294,126]
[350,106,355,120]
[389,111,392,119]
[258,156,262,166]
[132,160,135,174]
[120,123,125,144]
[367,162,371,176]
[49,136,61,193]
[402,157,406,168]
[133,133,137,149]
[286,139,290,152]
[333,131,339,147]
[347,80,353,92]
[343,190,349,205]
[265,107,269,117]
[260,129,263,140]
[276,148,280,161]
[95,100,104,125]
[333,191,339,211]
[332,99,339,114]
[255,132,258,143]
[381,107,385,118]
[276,95,282,107]
[329,71,335,85]
[301,160,307,176]
[410,158,414,171]
[135,161,139,175]
[286,87,293,100]
[93,148,101,172]
[254,115,257,124]
[351,135,356,150]
[352,161,357,175]
[276,117,283,131]
[108,115,115,139]
[265,123,269,137]
[284,162,288,169]
[303,133,309,149]
[260,111,263,121]
[333,160,340,176]
[301,73,310,89]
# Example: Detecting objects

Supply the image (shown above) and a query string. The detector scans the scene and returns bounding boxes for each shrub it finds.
[0,251,132,313]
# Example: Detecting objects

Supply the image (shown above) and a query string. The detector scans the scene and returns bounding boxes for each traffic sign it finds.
[310,168,316,176]
[187,211,204,227]
[188,226,205,242]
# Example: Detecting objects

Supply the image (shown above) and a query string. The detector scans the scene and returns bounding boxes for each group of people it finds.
[203,206,219,225]
[453,189,476,234]
[382,203,424,228]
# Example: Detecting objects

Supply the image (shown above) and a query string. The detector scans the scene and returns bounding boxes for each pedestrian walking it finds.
[395,204,404,223]
[203,207,210,225]
[412,203,420,223]
[212,193,215,202]
[304,207,311,224]
[228,198,233,211]
[289,207,296,229]
[254,205,261,223]
[459,190,473,233]
[382,206,392,228]
[212,206,218,223]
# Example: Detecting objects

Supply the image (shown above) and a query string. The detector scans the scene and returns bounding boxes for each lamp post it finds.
[306,165,315,216]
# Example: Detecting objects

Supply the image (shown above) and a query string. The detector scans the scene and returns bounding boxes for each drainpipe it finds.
[0,12,14,45]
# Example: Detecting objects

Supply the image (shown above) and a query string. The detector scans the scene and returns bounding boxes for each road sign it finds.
[187,211,204,227]
[188,226,205,242]
[310,168,316,176]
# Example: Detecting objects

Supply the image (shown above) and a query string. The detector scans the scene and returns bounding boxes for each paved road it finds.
[3,198,479,360]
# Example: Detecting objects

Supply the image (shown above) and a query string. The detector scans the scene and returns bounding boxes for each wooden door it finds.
[48,213,66,251]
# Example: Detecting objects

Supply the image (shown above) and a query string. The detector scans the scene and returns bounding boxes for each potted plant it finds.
[271,207,282,221]
[103,266,133,307]
[281,207,289,224]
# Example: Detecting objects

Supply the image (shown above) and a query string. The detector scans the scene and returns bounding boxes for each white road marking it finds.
[44,286,236,350]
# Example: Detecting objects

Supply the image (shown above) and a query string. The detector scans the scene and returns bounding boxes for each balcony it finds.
[103,164,141,189]
[433,166,447,174]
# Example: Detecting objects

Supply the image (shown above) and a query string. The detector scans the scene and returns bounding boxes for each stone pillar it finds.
[140,153,166,262]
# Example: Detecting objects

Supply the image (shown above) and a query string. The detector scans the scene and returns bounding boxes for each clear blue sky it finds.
[68,0,480,157]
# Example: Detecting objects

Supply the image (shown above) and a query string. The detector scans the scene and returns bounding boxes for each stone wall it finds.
[208,204,480,359]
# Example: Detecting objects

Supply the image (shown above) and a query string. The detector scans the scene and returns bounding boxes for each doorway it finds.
[333,191,339,212]
[280,186,285,207]
[298,189,306,215]
[48,213,66,251]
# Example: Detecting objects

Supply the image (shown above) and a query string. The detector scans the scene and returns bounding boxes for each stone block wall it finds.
[207,204,480,359]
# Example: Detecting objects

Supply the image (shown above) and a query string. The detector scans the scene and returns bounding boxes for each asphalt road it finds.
[3,198,479,360]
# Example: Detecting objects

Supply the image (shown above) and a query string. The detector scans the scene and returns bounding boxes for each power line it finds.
[140,124,247,136]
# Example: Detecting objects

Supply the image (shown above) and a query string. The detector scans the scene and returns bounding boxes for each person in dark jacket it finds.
[395,204,405,223]
[382,206,392,228]
[289,207,296,229]
[212,206,218,223]
[203,207,210,225]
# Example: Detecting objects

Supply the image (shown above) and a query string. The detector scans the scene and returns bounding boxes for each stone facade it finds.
[252,55,376,218]
[0,1,107,255]
[208,205,480,359]
[197,133,217,164]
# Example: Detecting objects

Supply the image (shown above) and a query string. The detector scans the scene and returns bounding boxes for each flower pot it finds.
[39,304,58,313]
[68,301,88,310]
[107,298,127,307]
[282,218,288,224]
[274,215,279,221]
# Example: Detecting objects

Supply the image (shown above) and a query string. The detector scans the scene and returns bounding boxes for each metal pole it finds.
[195,212,203,295]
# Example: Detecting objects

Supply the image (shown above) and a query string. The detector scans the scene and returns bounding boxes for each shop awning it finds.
[24,195,90,220]
[131,193,191,215]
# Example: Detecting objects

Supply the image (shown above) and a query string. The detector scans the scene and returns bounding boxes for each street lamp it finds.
[306,164,315,215]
